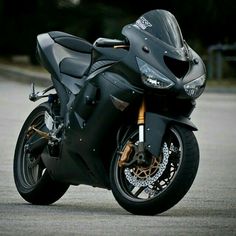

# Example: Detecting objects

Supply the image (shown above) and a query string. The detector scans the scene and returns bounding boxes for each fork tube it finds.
[137,99,146,143]
[139,125,144,142]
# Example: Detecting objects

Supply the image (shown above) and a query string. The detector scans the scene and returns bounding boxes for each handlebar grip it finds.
[95,38,129,47]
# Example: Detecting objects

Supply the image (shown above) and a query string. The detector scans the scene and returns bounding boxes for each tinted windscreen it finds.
[135,10,184,48]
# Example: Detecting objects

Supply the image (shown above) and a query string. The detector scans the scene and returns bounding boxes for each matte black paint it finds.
[36,10,206,188]
[145,112,197,157]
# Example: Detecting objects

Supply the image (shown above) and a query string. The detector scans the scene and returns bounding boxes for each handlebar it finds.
[95,38,129,48]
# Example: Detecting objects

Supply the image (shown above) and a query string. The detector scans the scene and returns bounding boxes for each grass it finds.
[207,78,236,87]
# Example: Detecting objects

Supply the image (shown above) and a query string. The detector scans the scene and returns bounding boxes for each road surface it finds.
[0,76,235,235]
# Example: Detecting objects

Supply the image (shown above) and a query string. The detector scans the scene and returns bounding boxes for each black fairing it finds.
[37,10,206,188]
[136,10,184,48]
[43,71,143,187]
[119,10,206,97]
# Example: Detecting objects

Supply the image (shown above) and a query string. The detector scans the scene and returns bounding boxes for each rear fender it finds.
[145,112,197,157]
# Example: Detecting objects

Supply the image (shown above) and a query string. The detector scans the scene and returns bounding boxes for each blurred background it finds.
[0,0,235,81]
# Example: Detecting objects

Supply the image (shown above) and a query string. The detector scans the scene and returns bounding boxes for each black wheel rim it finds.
[17,111,47,190]
[114,127,183,202]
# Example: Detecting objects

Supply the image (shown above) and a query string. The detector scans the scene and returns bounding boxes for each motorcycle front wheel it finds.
[110,125,199,215]
[14,102,69,205]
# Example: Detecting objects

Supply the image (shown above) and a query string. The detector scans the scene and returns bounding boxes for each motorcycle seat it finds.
[60,57,91,78]
[49,31,93,53]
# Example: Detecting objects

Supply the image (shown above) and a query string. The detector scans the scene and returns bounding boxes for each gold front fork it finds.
[137,98,146,125]
[118,98,146,167]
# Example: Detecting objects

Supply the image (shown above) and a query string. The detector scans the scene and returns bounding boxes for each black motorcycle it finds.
[14,9,206,215]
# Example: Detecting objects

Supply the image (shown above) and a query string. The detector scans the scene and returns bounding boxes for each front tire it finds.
[14,103,69,205]
[110,125,199,215]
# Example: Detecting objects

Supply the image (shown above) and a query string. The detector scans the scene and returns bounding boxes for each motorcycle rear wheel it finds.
[13,103,69,205]
[110,125,199,215]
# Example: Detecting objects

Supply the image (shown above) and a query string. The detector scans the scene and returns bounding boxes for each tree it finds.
[0,0,235,59]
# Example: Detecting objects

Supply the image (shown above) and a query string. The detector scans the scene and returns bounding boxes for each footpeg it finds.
[29,83,54,102]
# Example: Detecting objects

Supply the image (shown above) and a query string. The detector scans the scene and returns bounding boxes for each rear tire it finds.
[110,125,199,215]
[14,103,69,205]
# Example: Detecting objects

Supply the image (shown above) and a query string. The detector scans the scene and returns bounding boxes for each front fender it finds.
[145,112,197,157]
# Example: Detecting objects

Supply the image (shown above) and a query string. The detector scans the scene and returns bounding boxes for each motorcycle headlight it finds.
[184,74,206,98]
[136,57,175,89]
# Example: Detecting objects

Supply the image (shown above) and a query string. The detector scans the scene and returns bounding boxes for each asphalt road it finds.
[0,76,235,236]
